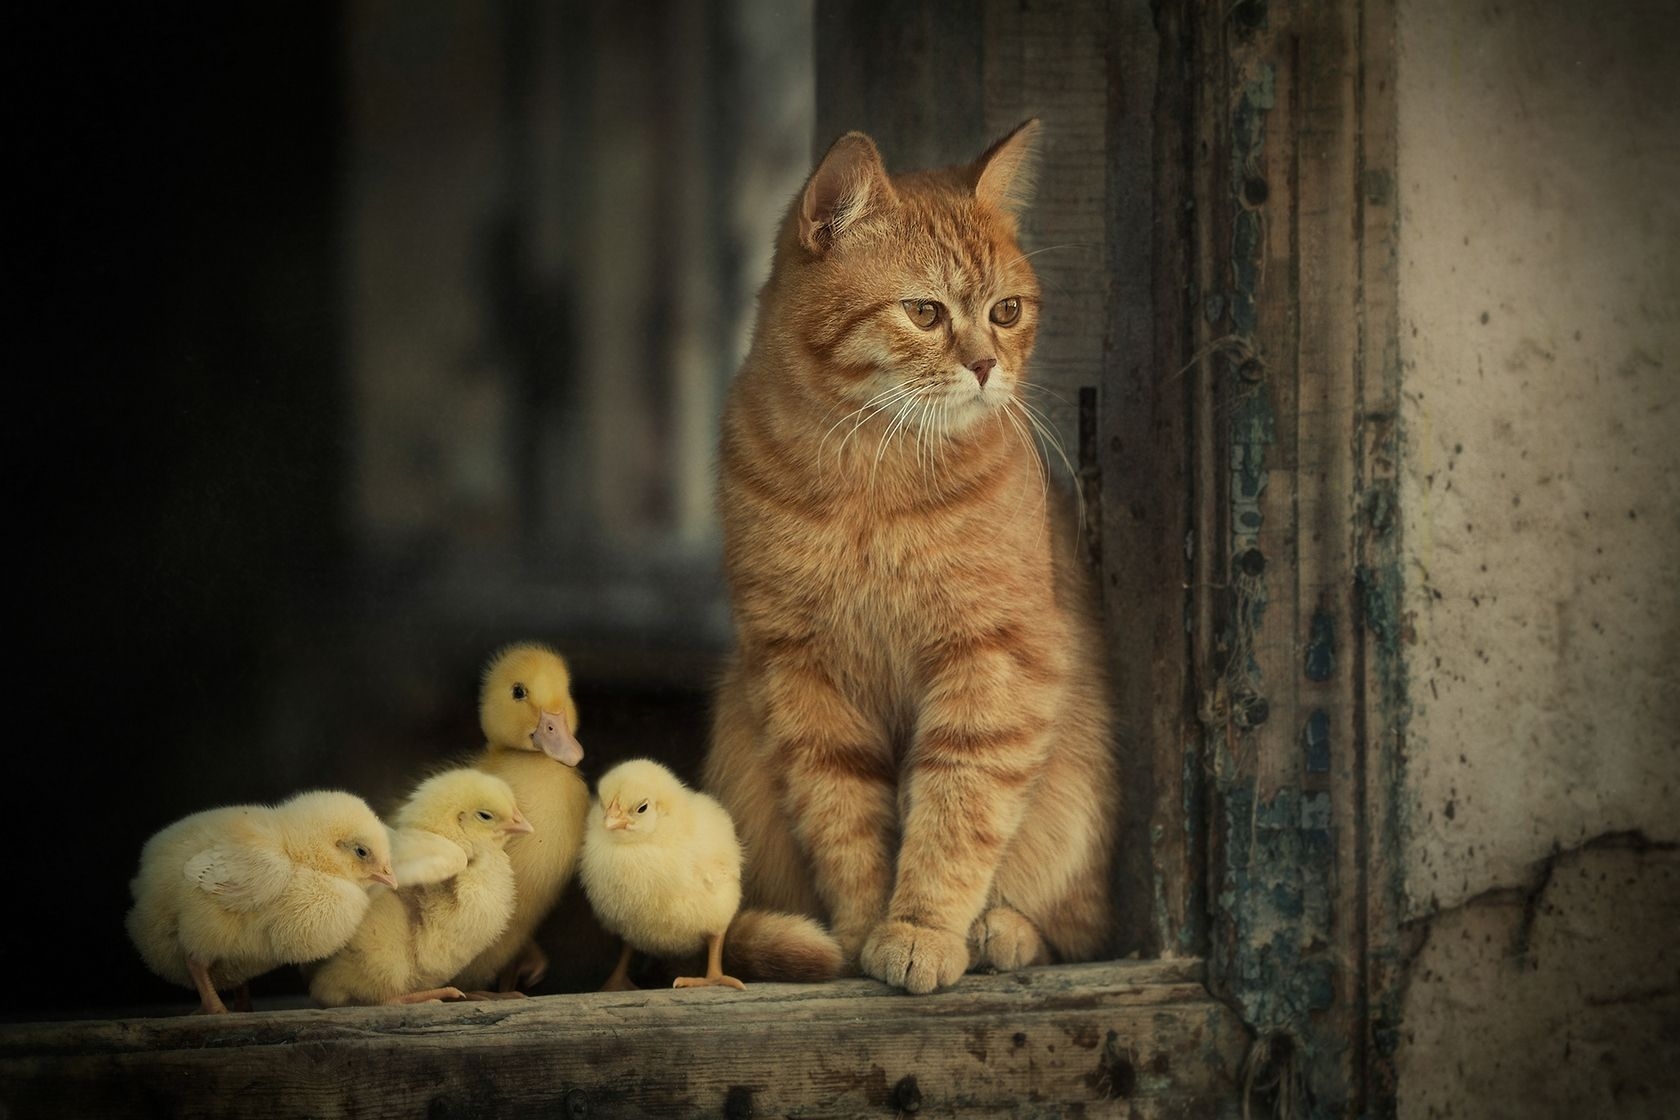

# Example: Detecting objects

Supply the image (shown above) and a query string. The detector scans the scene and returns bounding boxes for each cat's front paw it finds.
[970,906,1048,972]
[861,920,970,994]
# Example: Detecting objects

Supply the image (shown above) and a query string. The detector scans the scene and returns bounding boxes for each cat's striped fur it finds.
[706,121,1119,994]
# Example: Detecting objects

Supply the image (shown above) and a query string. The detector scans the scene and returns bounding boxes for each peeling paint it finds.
[1205,44,1351,1117]
[1212,783,1336,1030]
[1302,709,1331,774]
[1228,63,1275,339]
[1305,610,1335,681]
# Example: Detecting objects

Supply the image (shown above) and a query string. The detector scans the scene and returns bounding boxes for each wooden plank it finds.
[0,962,1246,1119]
[814,0,985,166]
[1289,1,1368,1111]
[1185,0,1406,1113]
[1100,0,1203,960]
[1350,0,1405,1113]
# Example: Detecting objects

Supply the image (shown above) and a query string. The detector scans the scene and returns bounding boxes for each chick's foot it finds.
[674,931,746,990]
[600,942,640,991]
[186,957,229,1015]
[387,987,467,1004]
[861,920,969,995]
[673,973,746,991]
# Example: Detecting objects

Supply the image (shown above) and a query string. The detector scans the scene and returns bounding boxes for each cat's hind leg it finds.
[701,664,824,920]
[970,905,1050,972]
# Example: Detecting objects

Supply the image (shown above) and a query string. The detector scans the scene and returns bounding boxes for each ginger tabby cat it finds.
[703,119,1120,994]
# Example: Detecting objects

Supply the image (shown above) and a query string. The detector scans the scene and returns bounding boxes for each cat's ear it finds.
[800,132,892,254]
[972,117,1042,215]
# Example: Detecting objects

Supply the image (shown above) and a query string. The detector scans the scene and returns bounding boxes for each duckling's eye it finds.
[901,299,943,330]
[990,297,1022,327]
[635,801,649,815]
[511,683,527,702]
[476,810,493,822]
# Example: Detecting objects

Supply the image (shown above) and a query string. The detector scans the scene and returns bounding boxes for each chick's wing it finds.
[182,843,292,913]
[389,827,469,888]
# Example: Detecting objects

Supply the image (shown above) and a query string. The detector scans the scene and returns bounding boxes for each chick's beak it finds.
[602,799,630,831]
[502,811,535,835]
[371,866,398,889]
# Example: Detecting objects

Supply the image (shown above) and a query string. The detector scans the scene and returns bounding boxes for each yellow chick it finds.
[451,642,590,993]
[307,768,532,1006]
[579,758,746,991]
[125,790,396,1014]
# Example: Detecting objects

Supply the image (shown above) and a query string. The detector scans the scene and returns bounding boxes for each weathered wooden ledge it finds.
[0,959,1246,1118]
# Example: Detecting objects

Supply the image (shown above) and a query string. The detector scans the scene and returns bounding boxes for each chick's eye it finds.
[354,845,369,860]
[990,297,1022,327]
[901,299,943,330]
[477,810,493,822]
[635,801,649,814]
[511,683,527,702]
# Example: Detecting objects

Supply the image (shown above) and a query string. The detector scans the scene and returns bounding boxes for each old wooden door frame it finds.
[1156,0,1407,1114]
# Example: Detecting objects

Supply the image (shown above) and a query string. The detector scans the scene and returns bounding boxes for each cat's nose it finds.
[968,357,998,386]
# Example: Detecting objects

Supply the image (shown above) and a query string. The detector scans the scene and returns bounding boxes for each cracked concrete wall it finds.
[1395,1,1680,1116]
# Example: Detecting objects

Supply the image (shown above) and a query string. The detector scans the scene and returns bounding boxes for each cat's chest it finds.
[799,514,974,649]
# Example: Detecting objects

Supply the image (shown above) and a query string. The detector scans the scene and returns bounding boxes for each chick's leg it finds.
[600,942,639,991]
[673,931,746,991]
[185,957,229,1015]
[385,987,467,1004]
[497,938,547,992]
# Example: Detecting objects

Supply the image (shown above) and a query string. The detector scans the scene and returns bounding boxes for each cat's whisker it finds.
[1019,381,1074,409]
[1016,399,1081,484]
[906,394,926,475]
[936,397,953,487]
[915,396,936,476]
[869,389,927,493]
[1003,400,1050,510]
[867,398,914,494]
[825,382,921,476]
[999,242,1095,270]
[1014,397,1087,546]
[821,381,916,454]
[983,405,1049,547]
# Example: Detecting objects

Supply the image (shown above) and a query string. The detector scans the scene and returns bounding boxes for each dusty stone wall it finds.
[1394,1,1680,1115]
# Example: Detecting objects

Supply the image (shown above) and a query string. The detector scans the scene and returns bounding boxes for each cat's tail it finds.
[722,909,845,983]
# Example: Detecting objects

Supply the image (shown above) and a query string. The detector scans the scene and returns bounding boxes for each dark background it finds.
[8,5,768,1017]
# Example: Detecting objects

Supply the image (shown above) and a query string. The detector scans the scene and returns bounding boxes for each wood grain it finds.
[0,961,1245,1118]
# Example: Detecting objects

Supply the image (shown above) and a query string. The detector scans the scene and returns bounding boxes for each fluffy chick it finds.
[451,642,590,993]
[308,768,531,1006]
[579,758,746,991]
[126,790,395,1014]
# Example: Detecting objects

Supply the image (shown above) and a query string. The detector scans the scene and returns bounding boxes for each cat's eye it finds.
[902,299,944,330]
[511,683,527,701]
[990,297,1022,327]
